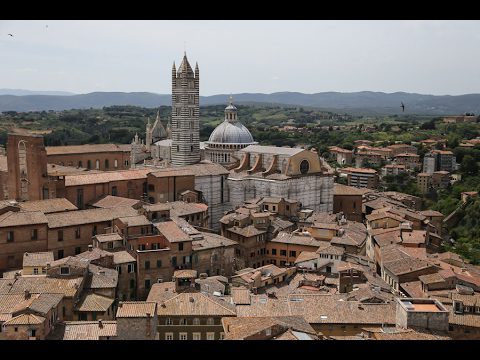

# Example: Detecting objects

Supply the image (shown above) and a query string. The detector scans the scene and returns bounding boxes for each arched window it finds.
[105,159,109,169]
[87,160,91,169]
[95,160,100,170]
[114,159,118,168]
[78,161,83,168]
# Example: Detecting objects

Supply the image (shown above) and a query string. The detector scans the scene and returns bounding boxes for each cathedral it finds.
[130,53,334,229]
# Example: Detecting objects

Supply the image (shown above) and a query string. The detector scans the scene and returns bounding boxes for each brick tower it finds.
[171,53,200,166]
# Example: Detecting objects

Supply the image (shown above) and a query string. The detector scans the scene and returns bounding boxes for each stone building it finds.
[46,144,131,171]
[228,145,334,212]
[116,301,158,340]
[171,53,200,166]
[204,97,257,166]
[396,298,449,331]
[333,184,368,222]
[192,232,238,277]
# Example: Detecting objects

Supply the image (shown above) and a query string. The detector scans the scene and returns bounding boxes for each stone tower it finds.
[171,53,200,166]
[7,132,50,201]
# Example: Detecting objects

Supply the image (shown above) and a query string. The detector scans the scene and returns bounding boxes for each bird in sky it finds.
[401,102,405,112]
[8,33,13,37]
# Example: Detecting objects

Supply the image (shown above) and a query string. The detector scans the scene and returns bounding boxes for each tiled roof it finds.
[60,321,117,340]
[294,251,319,264]
[334,183,370,196]
[231,287,251,305]
[384,257,434,276]
[271,232,324,247]
[150,162,229,177]
[23,252,54,267]
[46,143,131,155]
[241,145,304,156]
[94,233,123,243]
[75,293,114,312]
[419,273,445,285]
[26,293,64,315]
[400,281,425,298]
[0,277,83,298]
[116,301,156,318]
[49,256,89,270]
[401,230,428,245]
[155,221,191,243]
[227,225,266,238]
[0,211,48,228]
[316,244,345,256]
[156,291,236,316]
[370,327,451,340]
[0,293,63,316]
[112,251,136,265]
[444,305,480,328]
[222,315,316,340]
[76,248,114,262]
[366,212,405,223]
[3,313,45,326]
[342,167,377,174]
[195,278,226,295]
[118,215,151,227]
[420,210,444,217]
[173,270,198,279]
[91,195,141,209]
[18,198,78,213]
[142,203,172,212]
[192,232,238,251]
[46,206,138,228]
[85,265,118,289]
[65,169,151,186]
[47,164,103,177]
[167,201,208,217]
[146,282,177,304]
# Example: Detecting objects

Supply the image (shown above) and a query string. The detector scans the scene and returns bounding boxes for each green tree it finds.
[460,155,479,176]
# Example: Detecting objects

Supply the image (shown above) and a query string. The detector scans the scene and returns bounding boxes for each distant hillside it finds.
[1,91,480,115]
[0,89,75,96]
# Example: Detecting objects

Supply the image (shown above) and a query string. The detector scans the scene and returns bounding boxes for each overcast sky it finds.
[1,20,480,96]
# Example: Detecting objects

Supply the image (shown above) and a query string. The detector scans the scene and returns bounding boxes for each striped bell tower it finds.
[171,53,200,166]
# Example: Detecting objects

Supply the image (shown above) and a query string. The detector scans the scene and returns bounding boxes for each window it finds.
[165,333,174,340]
[156,260,162,268]
[105,159,109,169]
[139,244,146,251]
[7,231,14,242]
[152,243,159,250]
[219,332,225,340]
[130,279,135,289]
[60,267,70,275]
[111,186,118,196]
[178,242,184,251]
[179,332,188,340]
[124,160,129,167]
[272,205,276,212]
[171,257,177,266]
[57,250,64,259]
[289,250,297,257]
[300,159,310,174]
[286,205,290,211]
[75,247,81,255]
[264,205,269,211]
[116,265,122,275]
[14,327,18,332]
[114,159,118,168]
[108,242,114,249]
[58,230,63,241]
[165,318,173,325]
[280,260,286,266]
[144,279,151,290]
[75,227,81,239]
[271,249,277,255]
[145,261,150,270]
[78,161,83,168]
[207,332,215,340]
[280,250,287,256]
[193,318,200,325]
[128,264,135,273]
[31,229,38,240]
[179,318,187,325]
[87,160,92,169]
[95,160,100,170]
[193,333,201,340]
[207,318,214,325]
[33,268,39,275]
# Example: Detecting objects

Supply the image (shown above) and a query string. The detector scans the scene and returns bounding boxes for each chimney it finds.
[46,262,51,270]
[24,289,31,300]
[98,319,103,328]
[88,245,93,252]
[189,297,194,303]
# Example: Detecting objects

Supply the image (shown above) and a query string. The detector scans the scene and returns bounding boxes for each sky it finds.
[1,20,480,96]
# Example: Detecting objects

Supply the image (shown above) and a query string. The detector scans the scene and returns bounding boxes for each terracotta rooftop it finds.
[75,247,114,262]
[241,145,304,156]
[23,252,54,267]
[94,233,123,243]
[75,293,114,312]
[231,287,251,305]
[227,224,266,238]
[334,183,371,196]
[47,163,103,177]
[0,293,63,316]
[3,313,45,326]
[342,167,378,174]
[112,251,136,265]
[173,269,198,279]
[155,221,191,243]
[294,251,319,264]
[117,215,151,227]
[49,256,89,270]
[420,210,444,217]
[0,211,48,228]
[192,232,238,251]
[65,169,151,186]
[384,256,434,276]
[0,277,83,298]
[18,198,78,213]
[146,282,177,304]
[150,162,229,177]
[394,153,420,157]
[91,195,141,209]
[316,243,345,256]
[156,291,236,316]
[85,264,118,289]
[271,232,324,247]
[222,315,316,340]
[59,321,117,340]
[46,143,130,155]
[46,206,138,228]
[163,201,208,217]
[116,301,156,318]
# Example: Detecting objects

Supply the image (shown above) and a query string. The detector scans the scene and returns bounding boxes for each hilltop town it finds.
[0,54,479,341]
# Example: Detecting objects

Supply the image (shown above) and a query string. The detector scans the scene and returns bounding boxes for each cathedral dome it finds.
[208,120,255,144]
